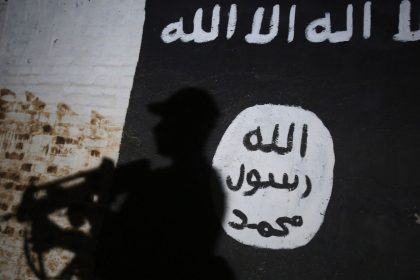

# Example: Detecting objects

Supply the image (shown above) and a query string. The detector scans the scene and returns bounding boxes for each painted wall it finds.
[0,1,146,279]
[1,0,420,279]
[120,0,420,279]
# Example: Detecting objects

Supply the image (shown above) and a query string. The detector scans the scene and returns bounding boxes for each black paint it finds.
[243,123,295,155]
[119,1,420,279]
[229,208,303,238]
[225,163,301,196]
[301,175,312,199]
[300,124,308,158]
[245,169,298,195]
[226,163,245,191]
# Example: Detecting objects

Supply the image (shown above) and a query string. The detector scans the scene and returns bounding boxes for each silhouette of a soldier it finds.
[96,88,233,279]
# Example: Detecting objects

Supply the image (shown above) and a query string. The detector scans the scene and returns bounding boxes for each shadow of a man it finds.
[96,88,234,279]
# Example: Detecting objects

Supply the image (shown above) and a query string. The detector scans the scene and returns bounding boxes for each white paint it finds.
[161,18,185,43]
[245,5,280,44]
[212,105,335,249]
[305,13,331,43]
[329,5,353,43]
[287,5,296,43]
[160,2,420,45]
[161,5,220,43]
[363,2,372,39]
[182,5,220,43]
[393,0,420,42]
[305,5,353,43]
[226,4,237,39]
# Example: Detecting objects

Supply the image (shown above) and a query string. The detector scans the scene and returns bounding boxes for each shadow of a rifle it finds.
[3,158,115,279]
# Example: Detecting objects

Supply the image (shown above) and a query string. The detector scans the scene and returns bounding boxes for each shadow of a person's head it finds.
[149,88,218,160]
[140,88,234,279]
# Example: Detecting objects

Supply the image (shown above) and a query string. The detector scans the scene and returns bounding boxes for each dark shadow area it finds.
[13,159,114,279]
[6,88,234,280]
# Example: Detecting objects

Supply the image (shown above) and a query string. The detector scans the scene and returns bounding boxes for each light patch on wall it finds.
[213,104,335,249]
[0,88,121,277]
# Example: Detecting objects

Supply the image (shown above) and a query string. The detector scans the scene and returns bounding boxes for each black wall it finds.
[119,1,420,279]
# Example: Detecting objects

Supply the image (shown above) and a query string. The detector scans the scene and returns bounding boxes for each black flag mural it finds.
[118,1,420,279]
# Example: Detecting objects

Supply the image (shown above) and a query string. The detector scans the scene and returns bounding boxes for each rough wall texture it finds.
[0,1,146,279]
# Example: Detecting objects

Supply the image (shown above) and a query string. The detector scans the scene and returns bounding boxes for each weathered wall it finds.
[0,1,146,279]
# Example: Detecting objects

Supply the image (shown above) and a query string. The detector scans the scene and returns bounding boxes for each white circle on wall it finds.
[212,104,335,249]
